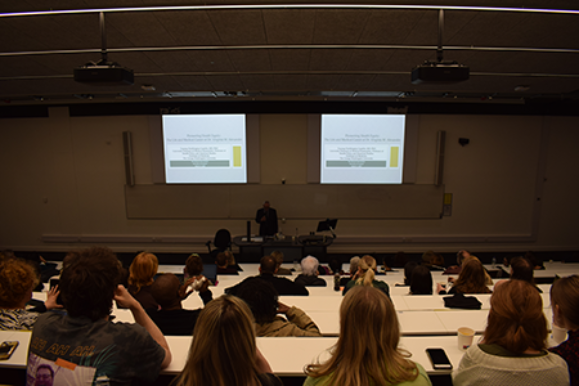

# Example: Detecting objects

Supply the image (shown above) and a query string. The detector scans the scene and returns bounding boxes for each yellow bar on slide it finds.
[390,147,399,167]
[233,146,242,167]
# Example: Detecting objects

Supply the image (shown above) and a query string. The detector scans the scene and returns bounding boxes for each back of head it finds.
[0,258,39,308]
[270,251,284,268]
[215,252,228,268]
[453,258,489,293]
[177,295,260,386]
[551,274,579,330]
[456,250,471,266]
[260,255,277,274]
[329,258,342,274]
[484,279,547,354]
[392,251,408,268]
[128,252,159,293]
[421,250,437,265]
[356,255,376,287]
[301,256,319,276]
[60,247,121,321]
[510,256,534,284]
[410,265,433,295]
[306,286,417,385]
[151,273,181,309]
[235,278,278,324]
[185,254,203,277]
[349,256,360,274]
[404,261,418,286]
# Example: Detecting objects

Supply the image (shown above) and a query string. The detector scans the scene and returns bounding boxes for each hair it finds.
[550,274,579,330]
[235,278,279,324]
[128,252,158,294]
[306,286,418,385]
[355,255,376,287]
[270,251,284,268]
[510,256,534,284]
[225,251,236,266]
[392,251,408,268]
[174,295,263,386]
[185,254,203,277]
[0,258,39,308]
[484,279,547,354]
[329,258,342,274]
[421,250,437,265]
[349,256,360,274]
[456,250,471,266]
[431,253,445,267]
[60,247,121,321]
[403,261,418,286]
[410,265,433,295]
[452,258,491,294]
[151,273,181,309]
[301,256,319,276]
[260,255,277,274]
[215,252,228,268]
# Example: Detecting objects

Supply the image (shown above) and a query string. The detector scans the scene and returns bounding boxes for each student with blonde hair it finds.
[305,286,431,386]
[549,274,579,385]
[453,279,569,386]
[174,295,282,386]
[128,251,159,311]
[342,255,389,298]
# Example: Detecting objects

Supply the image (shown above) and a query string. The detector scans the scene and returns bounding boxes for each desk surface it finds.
[0,330,32,368]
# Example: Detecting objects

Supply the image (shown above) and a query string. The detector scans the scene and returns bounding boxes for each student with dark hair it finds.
[226,255,309,296]
[409,265,433,295]
[148,273,212,336]
[549,275,579,386]
[271,250,292,275]
[454,280,568,386]
[184,253,203,279]
[215,251,239,275]
[235,278,321,337]
[402,261,418,286]
[27,247,171,386]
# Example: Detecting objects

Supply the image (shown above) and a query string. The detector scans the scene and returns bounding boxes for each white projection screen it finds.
[320,114,406,184]
[162,114,247,183]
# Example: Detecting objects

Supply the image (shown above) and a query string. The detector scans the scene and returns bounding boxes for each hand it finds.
[45,285,63,310]
[277,302,290,314]
[260,216,266,222]
[198,276,211,292]
[113,285,140,310]
[448,277,455,283]
[39,255,47,264]
[436,283,445,294]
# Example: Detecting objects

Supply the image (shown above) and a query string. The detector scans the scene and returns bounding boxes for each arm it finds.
[44,286,64,310]
[114,285,172,369]
[278,303,322,337]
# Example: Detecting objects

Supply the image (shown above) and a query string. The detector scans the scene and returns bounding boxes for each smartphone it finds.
[426,348,453,370]
[0,341,19,360]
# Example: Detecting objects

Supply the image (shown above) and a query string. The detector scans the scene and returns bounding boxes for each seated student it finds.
[392,251,408,268]
[339,256,360,287]
[421,250,445,270]
[549,274,579,386]
[444,249,470,275]
[500,256,542,292]
[173,295,282,386]
[128,251,159,311]
[328,258,344,276]
[27,247,171,385]
[409,265,433,295]
[453,280,569,386]
[236,278,322,337]
[399,261,418,287]
[215,251,239,275]
[445,258,492,295]
[304,286,431,386]
[183,253,203,281]
[226,255,309,296]
[343,255,390,299]
[148,273,212,336]
[271,250,292,275]
[295,256,327,287]
[0,258,61,330]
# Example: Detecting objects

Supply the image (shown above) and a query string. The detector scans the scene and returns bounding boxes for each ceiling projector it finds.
[411,61,470,84]
[74,62,134,85]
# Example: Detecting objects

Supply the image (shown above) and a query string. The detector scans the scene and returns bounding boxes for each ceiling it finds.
[1,1,579,106]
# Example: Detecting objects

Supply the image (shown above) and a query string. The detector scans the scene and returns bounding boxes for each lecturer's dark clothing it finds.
[256,208,278,236]
[226,273,309,296]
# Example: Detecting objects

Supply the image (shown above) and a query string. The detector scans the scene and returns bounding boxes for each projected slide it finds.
[163,114,246,183]
[320,114,405,184]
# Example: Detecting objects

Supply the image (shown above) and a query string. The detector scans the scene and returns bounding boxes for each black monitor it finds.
[316,218,338,232]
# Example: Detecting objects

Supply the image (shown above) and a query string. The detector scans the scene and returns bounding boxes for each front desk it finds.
[233,235,333,262]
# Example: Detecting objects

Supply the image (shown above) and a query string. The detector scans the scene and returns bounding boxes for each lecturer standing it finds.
[256,201,278,236]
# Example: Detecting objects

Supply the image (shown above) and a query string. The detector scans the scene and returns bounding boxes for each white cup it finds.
[551,325,568,345]
[458,327,475,350]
